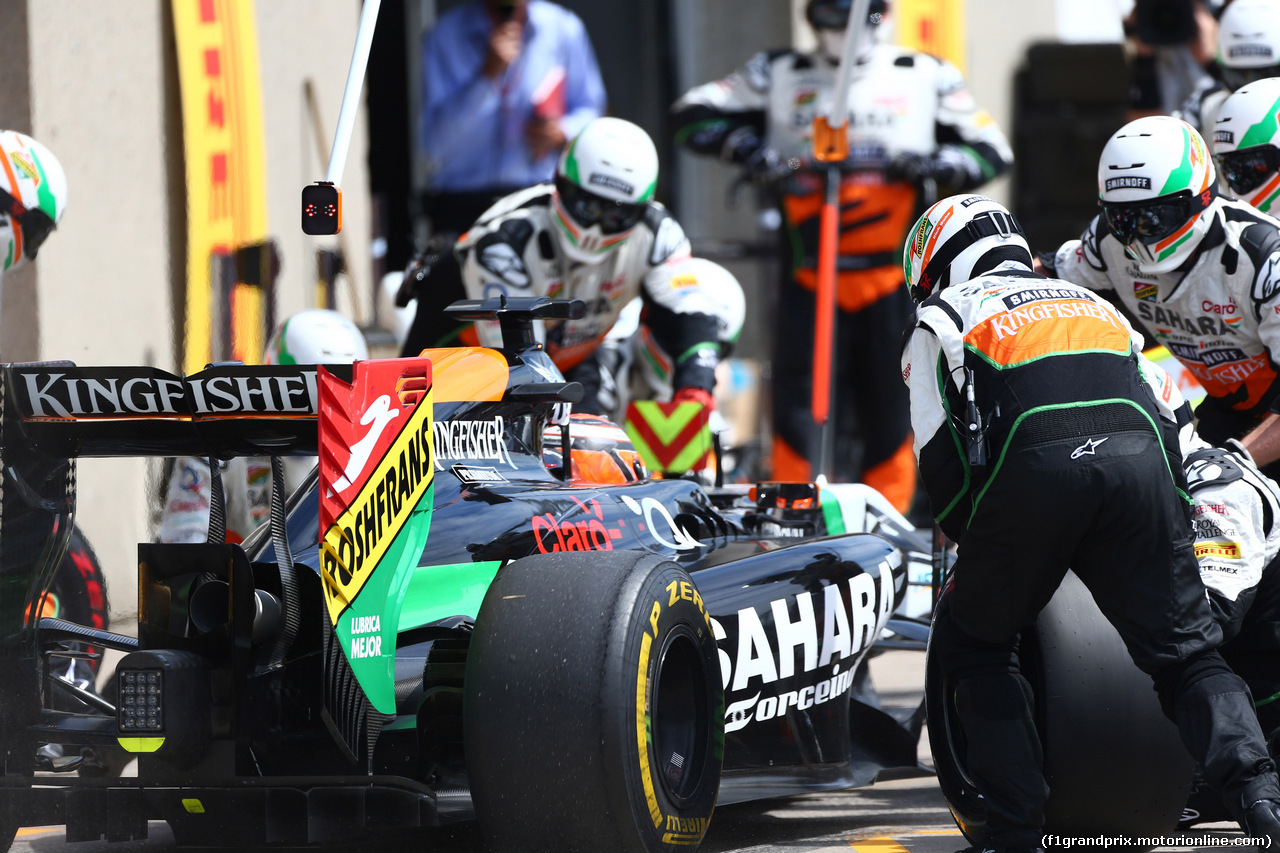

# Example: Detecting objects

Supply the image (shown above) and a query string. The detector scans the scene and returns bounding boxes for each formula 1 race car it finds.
[0,296,934,852]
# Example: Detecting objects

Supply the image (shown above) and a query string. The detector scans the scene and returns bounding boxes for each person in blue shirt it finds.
[404,0,607,357]
[419,0,606,236]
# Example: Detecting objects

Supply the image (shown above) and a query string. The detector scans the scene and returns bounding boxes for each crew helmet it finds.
[1097,116,1217,273]
[264,309,368,365]
[1214,76,1280,214]
[553,117,658,264]
[903,195,1030,303]
[0,131,67,273]
[635,258,746,397]
[804,0,888,31]
[805,0,887,61]
[1218,0,1280,91]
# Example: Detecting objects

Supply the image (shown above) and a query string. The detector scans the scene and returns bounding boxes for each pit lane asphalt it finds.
[11,652,1249,853]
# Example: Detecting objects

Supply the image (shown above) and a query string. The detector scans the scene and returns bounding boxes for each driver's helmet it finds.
[1097,116,1217,273]
[263,309,369,365]
[543,413,646,484]
[805,0,887,60]
[0,131,67,274]
[1218,0,1280,91]
[903,194,1029,303]
[1214,76,1280,215]
[552,117,658,265]
[634,257,745,399]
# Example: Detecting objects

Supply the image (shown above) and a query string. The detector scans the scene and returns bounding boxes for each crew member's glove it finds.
[886,147,974,193]
[672,386,716,412]
[723,126,798,185]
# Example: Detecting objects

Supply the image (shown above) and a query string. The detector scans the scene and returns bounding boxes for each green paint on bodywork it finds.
[335,484,434,715]
[397,559,503,630]
[819,488,847,534]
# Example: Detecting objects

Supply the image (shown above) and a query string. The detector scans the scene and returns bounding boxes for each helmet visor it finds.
[805,0,885,29]
[1102,192,1193,246]
[1218,145,1280,195]
[0,186,54,261]
[1222,64,1280,92]
[555,176,646,235]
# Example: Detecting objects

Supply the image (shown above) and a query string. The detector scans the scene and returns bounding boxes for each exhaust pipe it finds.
[189,580,282,644]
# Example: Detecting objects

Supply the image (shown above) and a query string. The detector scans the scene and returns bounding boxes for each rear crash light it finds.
[114,650,212,766]
[118,669,163,733]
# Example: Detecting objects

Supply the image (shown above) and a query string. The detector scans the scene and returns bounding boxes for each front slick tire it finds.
[465,551,724,853]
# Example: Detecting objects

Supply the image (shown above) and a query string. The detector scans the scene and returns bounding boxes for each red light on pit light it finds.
[301,183,342,235]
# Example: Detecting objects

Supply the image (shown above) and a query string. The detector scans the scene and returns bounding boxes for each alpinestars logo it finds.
[1105,176,1151,191]
[1071,437,1109,459]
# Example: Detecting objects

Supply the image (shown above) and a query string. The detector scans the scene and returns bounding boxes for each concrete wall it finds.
[966,0,1060,207]
[5,1,373,621]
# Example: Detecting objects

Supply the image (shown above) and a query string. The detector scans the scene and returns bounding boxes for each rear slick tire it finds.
[927,571,1193,842]
[464,550,724,853]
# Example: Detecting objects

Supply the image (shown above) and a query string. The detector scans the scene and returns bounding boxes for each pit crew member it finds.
[902,193,1280,850]
[1043,115,1280,478]
[158,309,368,544]
[452,117,724,416]
[670,0,1011,512]
[1175,0,1280,140]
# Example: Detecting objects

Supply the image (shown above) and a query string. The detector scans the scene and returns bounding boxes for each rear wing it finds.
[2,361,351,460]
[0,361,349,645]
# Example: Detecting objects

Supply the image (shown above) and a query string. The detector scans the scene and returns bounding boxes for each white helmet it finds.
[264,309,368,365]
[1218,0,1280,91]
[553,117,658,264]
[903,195,1030,303]
[1097,116,1217,273]
[635,257,746,396]
[0,130,67,273]
[1214,76,1280,214]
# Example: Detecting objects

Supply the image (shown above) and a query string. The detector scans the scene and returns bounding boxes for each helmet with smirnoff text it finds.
[1097,116,1217,273]
[1214,76,1280,215]
[1218,0,1280,91]
[0,130,67,274]
[553,118,658,264]
[903,195,1030,303]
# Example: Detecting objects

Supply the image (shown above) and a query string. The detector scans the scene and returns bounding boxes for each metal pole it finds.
[808,0,871,483]
[325,0,383,187]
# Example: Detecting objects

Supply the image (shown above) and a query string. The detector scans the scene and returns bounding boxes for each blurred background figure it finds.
[670,0,1011,514]
[419,0,606,241]
[1175,0,1280,138]
[1126,0,1221,118]
[403,0,607,357]
[157,309,369,546]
